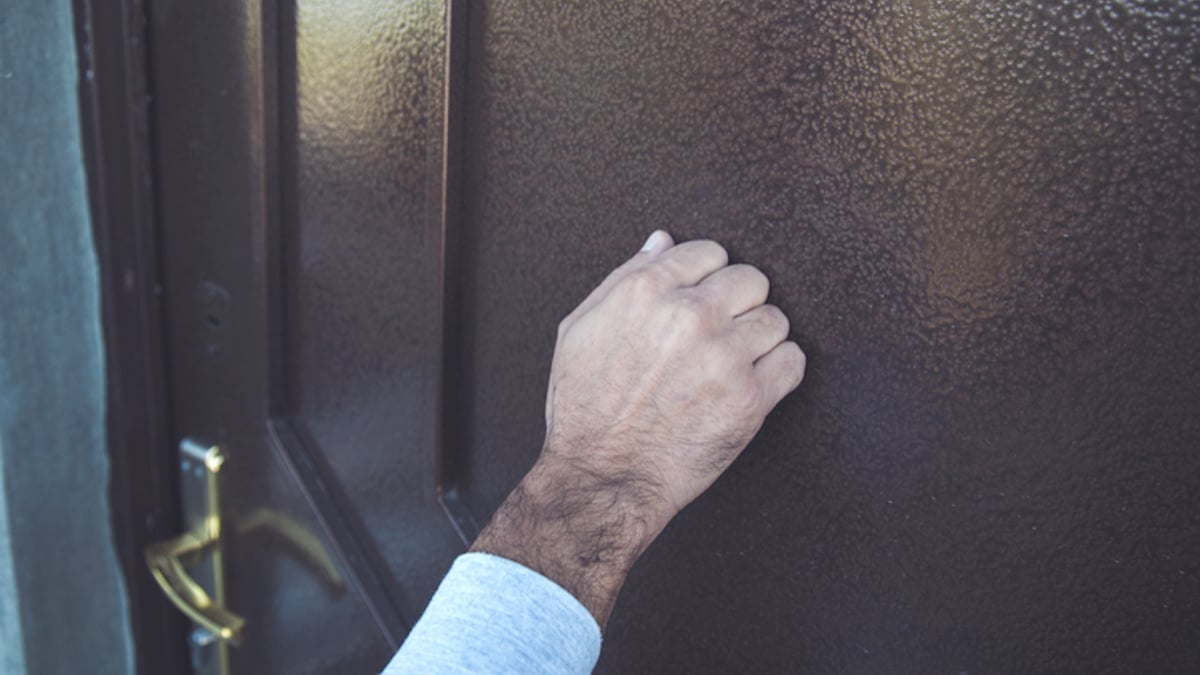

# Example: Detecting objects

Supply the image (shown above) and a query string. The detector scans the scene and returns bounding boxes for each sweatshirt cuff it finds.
[381,552,602,674]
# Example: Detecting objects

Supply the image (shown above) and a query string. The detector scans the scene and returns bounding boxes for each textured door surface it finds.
[447,2,1200,673]
[148,0,1199,672]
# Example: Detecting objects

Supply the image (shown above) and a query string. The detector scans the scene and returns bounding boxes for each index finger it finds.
[562,230,676,326]
[652,239,729,287]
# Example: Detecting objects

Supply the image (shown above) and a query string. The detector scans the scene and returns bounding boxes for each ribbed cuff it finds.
[381,552,602,675]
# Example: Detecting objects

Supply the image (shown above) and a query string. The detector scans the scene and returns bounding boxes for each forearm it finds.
[470,448,672,628]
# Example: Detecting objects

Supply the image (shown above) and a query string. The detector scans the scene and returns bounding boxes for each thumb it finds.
[639,229,674,257]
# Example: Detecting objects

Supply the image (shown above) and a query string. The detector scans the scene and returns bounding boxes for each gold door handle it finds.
[145,440,244,651]
[145,440,348,665]
[145,528,246,643]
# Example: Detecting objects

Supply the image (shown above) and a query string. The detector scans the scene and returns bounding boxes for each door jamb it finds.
[73,0,188,673]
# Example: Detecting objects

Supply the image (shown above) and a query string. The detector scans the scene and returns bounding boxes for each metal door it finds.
[145,0,1200,672]
[449,2,1200,672]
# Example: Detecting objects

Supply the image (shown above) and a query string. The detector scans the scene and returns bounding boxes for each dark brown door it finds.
[147,0,1200,673]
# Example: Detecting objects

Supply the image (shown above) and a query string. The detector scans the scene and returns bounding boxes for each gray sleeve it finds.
[380,552,602,675]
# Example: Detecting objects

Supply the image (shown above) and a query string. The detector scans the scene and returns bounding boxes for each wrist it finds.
[469,449,671,627]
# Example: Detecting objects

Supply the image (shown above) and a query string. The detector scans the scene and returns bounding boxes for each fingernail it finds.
[641,230,663,252]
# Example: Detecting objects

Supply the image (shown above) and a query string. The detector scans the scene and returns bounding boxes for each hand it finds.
[545,229,806,518]
[471,231,806,626]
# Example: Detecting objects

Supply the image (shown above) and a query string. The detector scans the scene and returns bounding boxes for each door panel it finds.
[452,2,1200,673]
[279,0,464,604]
[228,439,389,673]
[148,0,1199,672]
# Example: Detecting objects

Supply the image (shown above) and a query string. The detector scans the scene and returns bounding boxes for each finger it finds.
[653,239,729,287]
[565,230,675,324]
[639,229,675,257]
[732,304,790,359]
[699,264,770,316]
[753,340,807,409]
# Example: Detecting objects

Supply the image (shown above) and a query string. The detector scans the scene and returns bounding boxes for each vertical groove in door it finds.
[257,0,286,417]
[256,0,411,646]
[436,0,481,544]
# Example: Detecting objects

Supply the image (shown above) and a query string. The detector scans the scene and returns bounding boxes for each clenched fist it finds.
[472,231,806,627]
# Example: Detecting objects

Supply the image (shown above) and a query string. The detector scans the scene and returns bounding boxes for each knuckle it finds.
[740,264,769,288]
[762,304,789,333]
[735,378,766,414]
[675,304,708,333]
[783,339,803,360]
[679,239,728,265]
[791,342,808,374]
[779,341,807,382]
[623,267,666,297]
[757,272,771,297]
[708,339,742,368]
[702,240,730,266]
[718,265,769,307]
[670,291,717,332]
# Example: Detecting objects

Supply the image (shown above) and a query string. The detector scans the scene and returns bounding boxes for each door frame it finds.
[73,0,188,673]
[76,0,476,671]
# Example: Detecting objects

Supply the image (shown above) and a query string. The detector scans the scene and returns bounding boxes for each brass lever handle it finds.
[146,440,349,659]
[144,441,244,649]
[145,528,247,643]
[145,508,344,645]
